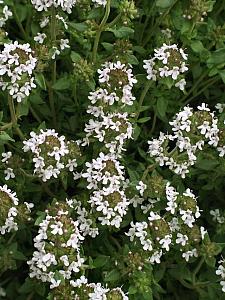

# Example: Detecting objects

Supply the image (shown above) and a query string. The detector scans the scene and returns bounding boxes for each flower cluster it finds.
[23,129,81,182]
[127,181,205,263]
[210,209,225,224]
[82,61,137,228]
[82,152,130,228]
[89,61,137,107]
[216,260,225,293]
[31,0,77,13]
[85,112,133,154]
[33,12,70,60]
[50,275,128,299]
[183,0,214,22]
[0,41,37,102]
[148,103,225,178]
[70,276,128,300]
[0,1,12,28]
[27,199,85,289]
[72,199,99,238]
[143,43,188,90]
[0,185,19,234]
[1,152,15,180]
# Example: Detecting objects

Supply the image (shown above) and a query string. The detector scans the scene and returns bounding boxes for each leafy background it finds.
[1,0,225,299]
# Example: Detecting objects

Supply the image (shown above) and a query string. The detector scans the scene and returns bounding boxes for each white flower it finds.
[92,0,107,6]
[210,209,225,224]
[149,250,162,264]
[220,281,225,293]
[136,181,147,196]
[159,234,172,251]
[1,151,12,163]
[34,33,47,44]
[182,248,198,262]
[51,47,60,59]
[60,39,70,50]
[4,168,15,180]
[175,78,186,91]
[176,233,188,246]
[66,159,77,172]
[216,264,225,279]
[200,226,207,240]
[50,221,63,235]
[215,103,225,113]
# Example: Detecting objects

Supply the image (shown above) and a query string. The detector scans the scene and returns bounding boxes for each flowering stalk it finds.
[48,6,57,129]
[92,0,111,64]
[135,80,152,121]
[7,95,24,140]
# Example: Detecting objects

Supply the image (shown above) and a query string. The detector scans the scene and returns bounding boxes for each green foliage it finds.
[0,0,225,299]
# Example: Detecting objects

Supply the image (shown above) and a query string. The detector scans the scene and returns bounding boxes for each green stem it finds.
[141,164,156,181]
[92,0,111,64]
[192,257,204,284]
[143,0,178,47]
[0,122,13,131]
[7,232,17,245]
[48,6,57,129]
[180,71,208,103]
[8,95,24,140]
[26,292,34,300]
[12,6,28,40]
[150,111,157,135]
[109,235,121,250]
[107,13,121,28]
[29,105,42,123]
[135,80,152,121]
[183,76,220,106]
[179,278,195,290]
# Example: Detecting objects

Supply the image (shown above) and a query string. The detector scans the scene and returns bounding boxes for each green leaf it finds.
[15,4,28,22]
[19,278,34,294]
[104,269,120,282]
[128,286,137,294]
[93,255,110,268]
[35,212,46,226]
[12,250,26,260]
[68,22,88,32]
[29,93,44,104]
[127,54,139,65]
[17,100,29,117]
[137,117,151,123]
[71,51,82,63]
[190,41,205,54]
[35,73,47,90]
[157,98,168,117]
[156,0,176,8]
[101,42,114,52]
[52,77,71,90]
[108,27,134,38]
[0,132,14,142]
[127,167,139,181]
[207,48,225,67]
[196,159,219,170]
[204,256,216,268]
[133,125,141,140]
[219,70,225,83]
[87,7,102,19]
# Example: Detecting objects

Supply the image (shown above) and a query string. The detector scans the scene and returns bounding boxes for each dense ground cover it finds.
[1,0,225,299]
